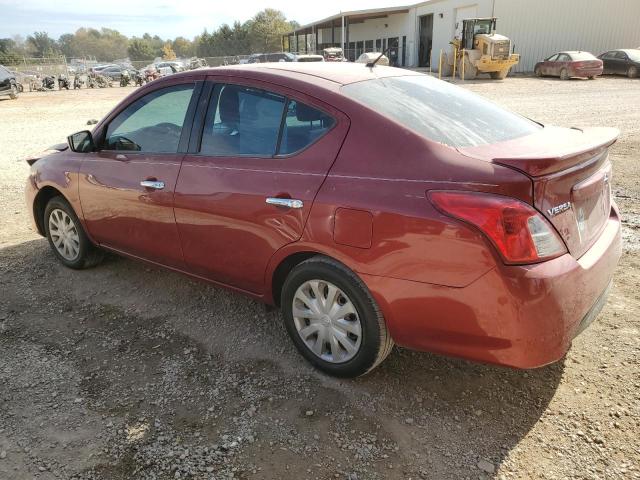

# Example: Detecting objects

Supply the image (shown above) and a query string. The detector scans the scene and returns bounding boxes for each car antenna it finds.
[366,39,398,68]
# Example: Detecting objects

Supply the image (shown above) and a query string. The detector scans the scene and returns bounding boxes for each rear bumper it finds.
[362,207,622,368]
[571,67,603,77]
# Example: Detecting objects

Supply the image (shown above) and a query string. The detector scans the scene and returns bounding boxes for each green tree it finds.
[247,9,292,53]
[27,31,59,57]
[57,33,76,58]
[55,28,128,61]
[196,21,252,57]
[172,37,194,57]
[0,38,22,65]
[142,33,165,58]
[196,30,213,57]
[127,38,155,60]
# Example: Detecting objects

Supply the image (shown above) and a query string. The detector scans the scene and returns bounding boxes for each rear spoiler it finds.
[492,127,619,177]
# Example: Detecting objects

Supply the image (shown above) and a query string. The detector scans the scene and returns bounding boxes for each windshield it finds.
[341,75,541,148]
[474,20,493,35]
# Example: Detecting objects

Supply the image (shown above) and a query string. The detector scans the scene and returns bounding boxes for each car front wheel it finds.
[44,196,104,269]
[281,256,394,377]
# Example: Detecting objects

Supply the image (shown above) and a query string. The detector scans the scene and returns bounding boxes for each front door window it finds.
[104,84,195,153]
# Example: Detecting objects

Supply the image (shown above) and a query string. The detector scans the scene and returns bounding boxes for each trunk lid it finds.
[575,60,602,69]
[458,126,618,258]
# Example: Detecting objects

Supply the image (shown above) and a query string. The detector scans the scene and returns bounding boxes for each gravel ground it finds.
[1,77,639,480]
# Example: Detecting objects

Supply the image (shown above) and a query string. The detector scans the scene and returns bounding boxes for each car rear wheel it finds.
[44,196,104,269]
[560,68,569,80]
[281,256,393,377]
[534,66,543,77]
[628,66,638,78]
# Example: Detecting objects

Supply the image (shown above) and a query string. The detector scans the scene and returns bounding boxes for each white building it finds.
[284,0,640,72]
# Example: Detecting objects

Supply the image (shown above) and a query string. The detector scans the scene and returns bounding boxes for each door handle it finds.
[266,197,303,209]
[140,180,165,190]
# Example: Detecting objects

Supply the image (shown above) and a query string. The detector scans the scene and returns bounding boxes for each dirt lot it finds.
[1,77,639,480]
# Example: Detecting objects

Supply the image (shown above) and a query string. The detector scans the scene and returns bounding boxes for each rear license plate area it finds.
[572,165,611,245]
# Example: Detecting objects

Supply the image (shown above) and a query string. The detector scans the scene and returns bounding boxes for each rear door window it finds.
[199,84,336,157]
[200,84,286,157]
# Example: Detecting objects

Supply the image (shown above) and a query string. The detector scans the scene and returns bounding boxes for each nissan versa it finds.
[25,63,621,377]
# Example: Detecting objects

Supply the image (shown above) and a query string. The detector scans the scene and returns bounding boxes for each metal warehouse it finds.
[284,0,640,72]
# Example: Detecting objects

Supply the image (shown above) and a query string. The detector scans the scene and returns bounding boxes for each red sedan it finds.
[25,63,621,377]
[535,51,603,79]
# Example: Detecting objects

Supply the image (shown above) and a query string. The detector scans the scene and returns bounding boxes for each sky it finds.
[0,0,412,39]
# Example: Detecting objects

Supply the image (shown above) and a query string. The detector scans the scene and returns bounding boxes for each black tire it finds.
[628,66,638,79]
[560,68,569,81]
[44,196,104,269]
[534,66,542,78]
[9,84,18,99]
[281,256,393,377]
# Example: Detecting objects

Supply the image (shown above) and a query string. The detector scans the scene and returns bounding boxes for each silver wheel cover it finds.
[292,279,362,363]
[48,208,80,261]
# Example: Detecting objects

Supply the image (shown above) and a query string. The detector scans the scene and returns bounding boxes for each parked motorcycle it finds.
[132,70,144,87]
[73,73,83,89]
[42,76,56,90]
[58,74,71,90]
[86,73,110,88]
[119,69,131,87]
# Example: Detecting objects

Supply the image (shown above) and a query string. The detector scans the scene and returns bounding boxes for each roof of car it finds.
[176,62,418,86]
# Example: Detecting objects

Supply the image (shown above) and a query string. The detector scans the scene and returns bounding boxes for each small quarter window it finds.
[278,100,335,155]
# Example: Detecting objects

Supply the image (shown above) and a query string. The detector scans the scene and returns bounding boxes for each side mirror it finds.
[67,130,95,153]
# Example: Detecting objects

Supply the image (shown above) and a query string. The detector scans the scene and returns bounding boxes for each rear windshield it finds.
[341,75,541,147]
[625,50,640,61]
[569,52,597,61]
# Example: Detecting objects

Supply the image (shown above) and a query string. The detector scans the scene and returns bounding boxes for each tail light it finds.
[428,191,567,264]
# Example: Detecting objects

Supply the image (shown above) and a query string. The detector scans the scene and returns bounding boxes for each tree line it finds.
[0,8,299,64]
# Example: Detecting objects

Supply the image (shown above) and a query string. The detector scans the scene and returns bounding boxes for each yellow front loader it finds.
[444,17,519,80]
